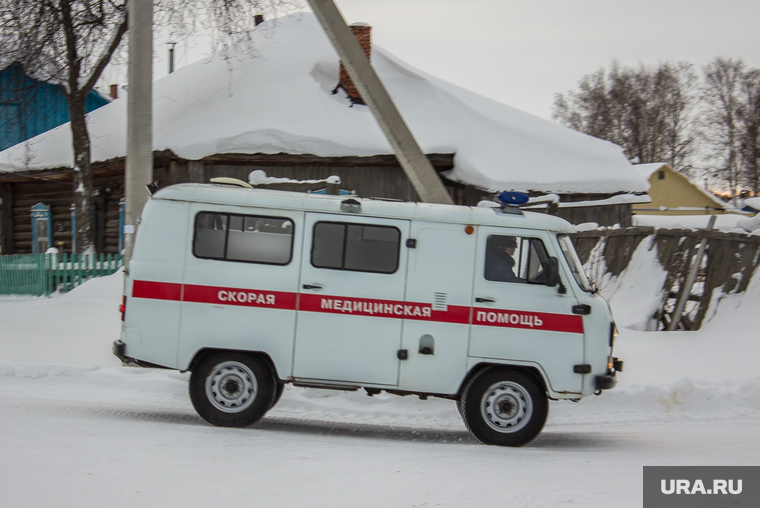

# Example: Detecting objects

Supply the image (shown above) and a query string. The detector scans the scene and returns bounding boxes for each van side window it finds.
[194,213,228,259]
[312,222,400,274]
[193,212,294,265]
[485,235,552,285]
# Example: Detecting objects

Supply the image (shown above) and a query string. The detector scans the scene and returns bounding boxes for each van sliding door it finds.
[293,213,411,386]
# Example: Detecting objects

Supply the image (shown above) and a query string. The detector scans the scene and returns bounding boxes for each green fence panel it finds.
[79,254,84,289]
[0,254,44,296]
[0,253,123,296]
[75,253,81,289]
[64,253,69,293]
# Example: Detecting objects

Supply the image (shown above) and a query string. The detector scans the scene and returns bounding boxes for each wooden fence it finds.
[570,227,760,330]
[0,253,122,296]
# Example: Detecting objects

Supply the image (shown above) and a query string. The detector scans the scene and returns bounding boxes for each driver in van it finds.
[485,235,522,283]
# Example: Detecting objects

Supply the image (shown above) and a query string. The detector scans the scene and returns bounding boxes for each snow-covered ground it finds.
[2,259,759,506]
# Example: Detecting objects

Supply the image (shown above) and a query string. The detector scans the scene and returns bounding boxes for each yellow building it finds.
[632,163,730,216]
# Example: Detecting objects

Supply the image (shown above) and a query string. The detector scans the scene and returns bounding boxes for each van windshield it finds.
[557,235,593,292]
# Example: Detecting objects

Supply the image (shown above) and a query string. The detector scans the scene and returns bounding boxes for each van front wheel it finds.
[460,368,547,446]
[190,352,274,427]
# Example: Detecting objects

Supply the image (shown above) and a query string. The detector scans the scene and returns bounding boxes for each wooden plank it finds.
[188,160,204,183]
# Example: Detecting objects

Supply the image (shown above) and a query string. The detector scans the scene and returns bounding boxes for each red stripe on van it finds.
[132,280,183,301]
[473,307,584,334]
[130,281,583,334]
[183,284,297,310]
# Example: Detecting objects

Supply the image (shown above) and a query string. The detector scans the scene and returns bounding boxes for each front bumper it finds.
[594,374,617,390]
[594,357,623,391]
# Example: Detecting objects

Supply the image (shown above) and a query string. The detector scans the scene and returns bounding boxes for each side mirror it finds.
[545,257,560,287]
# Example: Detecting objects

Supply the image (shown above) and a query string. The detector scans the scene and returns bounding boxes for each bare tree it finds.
[160,0,302,61]
[1,0,129,253]
[658,62,700,175]
[701,58,746,200]
[737,69,760,195]
[0,0,300,254]
[553,67,620,146]
[553,61,699,172]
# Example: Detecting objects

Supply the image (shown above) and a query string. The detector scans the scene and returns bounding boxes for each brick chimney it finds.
[109,84,118,100]
[338,23,371,105]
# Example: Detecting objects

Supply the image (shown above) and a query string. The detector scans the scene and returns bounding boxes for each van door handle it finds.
[475,297,495,303]
[302,284,323,291]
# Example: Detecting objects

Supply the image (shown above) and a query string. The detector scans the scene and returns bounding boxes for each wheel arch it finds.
[458,362,548,401]
[187,347,281,381]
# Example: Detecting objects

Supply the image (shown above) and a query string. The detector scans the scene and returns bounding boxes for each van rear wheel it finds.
[190,352,274,427]
[460,368,547,446]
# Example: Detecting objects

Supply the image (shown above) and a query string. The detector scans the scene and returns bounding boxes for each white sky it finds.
[98,0,760,122]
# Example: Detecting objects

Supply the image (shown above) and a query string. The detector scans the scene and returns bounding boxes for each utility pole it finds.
[124,0,154,264]
[307,0,453,205]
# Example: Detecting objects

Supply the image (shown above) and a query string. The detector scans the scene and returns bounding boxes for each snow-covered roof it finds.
[0,13,648,195]
[744,197,760,211]
[635,163,667,179]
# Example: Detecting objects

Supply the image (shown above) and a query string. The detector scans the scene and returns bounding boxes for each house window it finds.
[658,170,665,180]
[30,203,52,254]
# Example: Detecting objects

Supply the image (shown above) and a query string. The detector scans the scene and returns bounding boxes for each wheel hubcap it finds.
[480,381,533,433]
[205,361,257,413]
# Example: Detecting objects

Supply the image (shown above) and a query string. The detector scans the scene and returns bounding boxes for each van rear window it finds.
[312,222,400,274]
[193,212,294,265]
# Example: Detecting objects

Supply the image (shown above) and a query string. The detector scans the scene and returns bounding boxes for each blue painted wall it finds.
[0,63,110,151]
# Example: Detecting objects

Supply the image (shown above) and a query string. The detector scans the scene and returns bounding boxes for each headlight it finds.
[607,356,624,373]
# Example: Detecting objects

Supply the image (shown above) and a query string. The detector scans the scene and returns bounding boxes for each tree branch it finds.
[81,5,128,95]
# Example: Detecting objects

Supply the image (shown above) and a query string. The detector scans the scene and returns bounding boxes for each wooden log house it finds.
[0,150,639,255]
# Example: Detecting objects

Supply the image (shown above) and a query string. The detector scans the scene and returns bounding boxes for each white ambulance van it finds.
[114,182,622,446]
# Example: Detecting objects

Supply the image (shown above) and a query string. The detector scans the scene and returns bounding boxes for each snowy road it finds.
[1,364,758,508]
[2,272,760,507]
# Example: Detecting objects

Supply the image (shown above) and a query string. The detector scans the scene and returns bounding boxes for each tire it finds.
[189,351,275,427]
[460,368,548,446]
[457,397,465,418]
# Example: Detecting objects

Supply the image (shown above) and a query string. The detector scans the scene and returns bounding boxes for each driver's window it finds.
[519,238,550,283]
[486,235,551,285]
